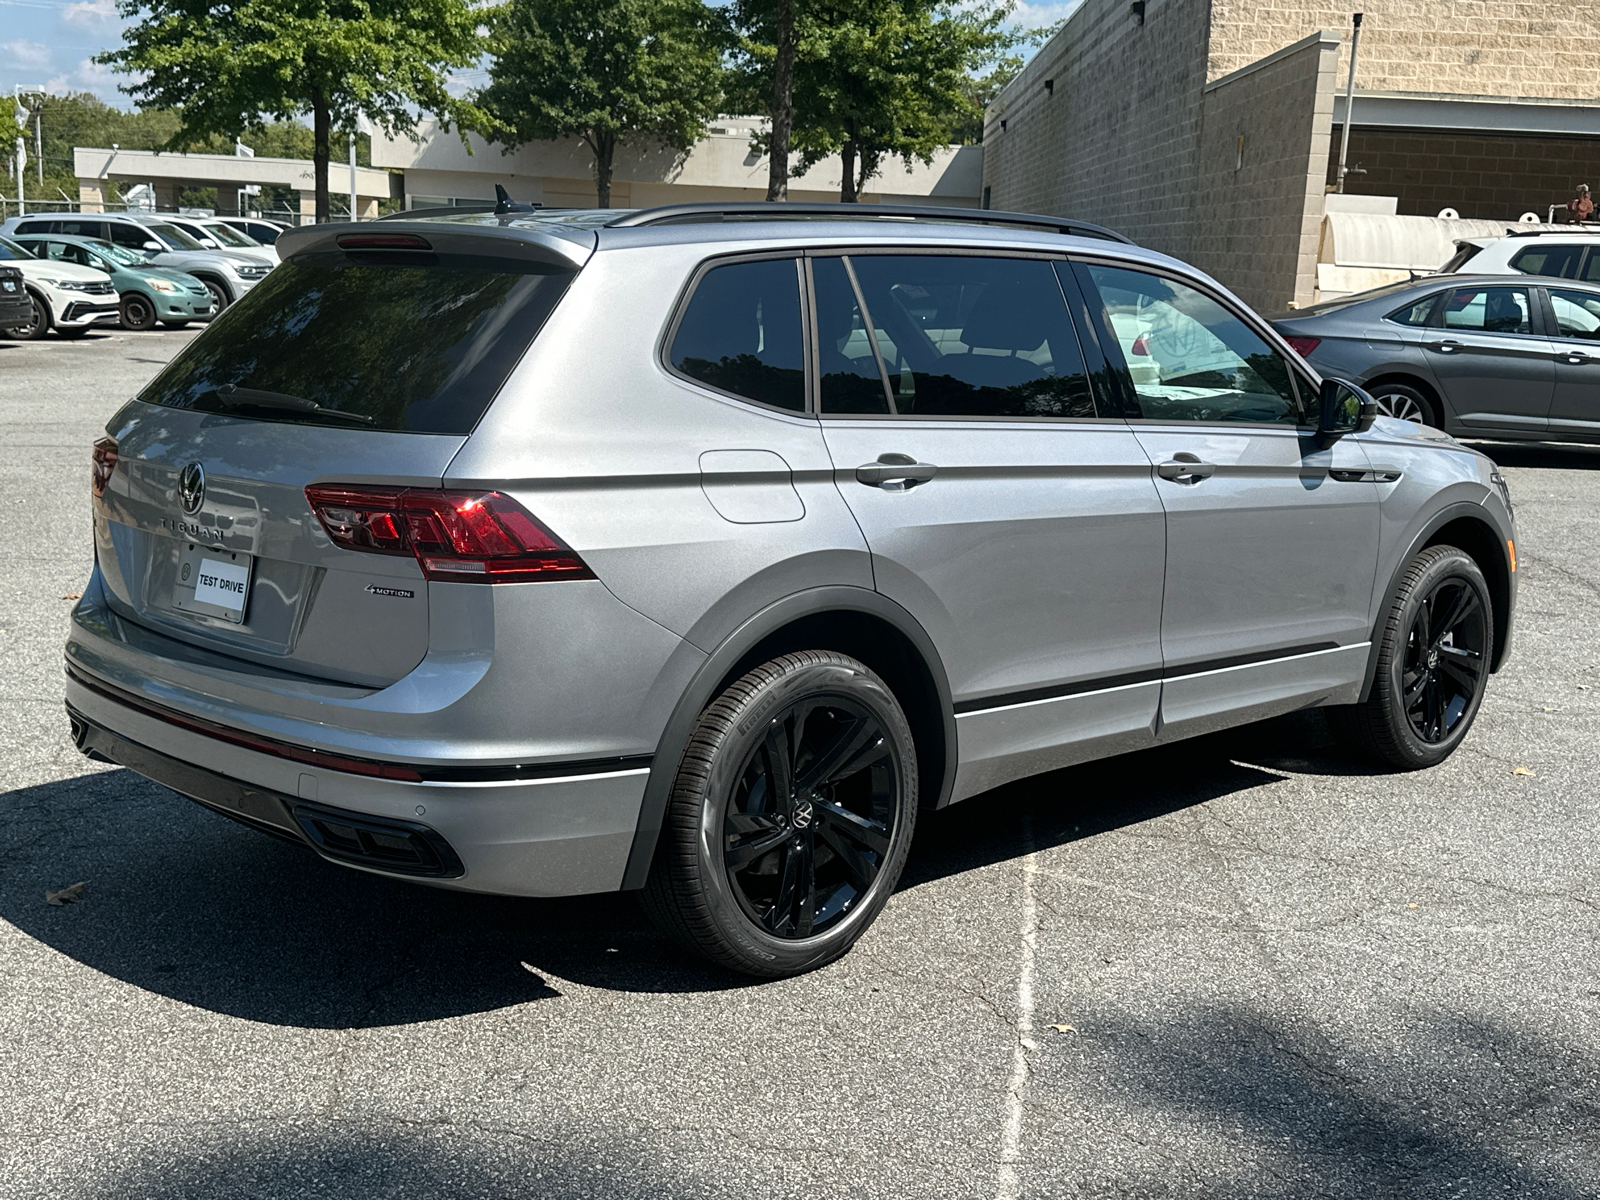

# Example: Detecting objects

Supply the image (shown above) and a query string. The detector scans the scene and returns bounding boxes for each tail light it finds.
[1283,335,1321,357]
[91,436,118,497]
[1130,335,1151,356]
[305,484,593,584]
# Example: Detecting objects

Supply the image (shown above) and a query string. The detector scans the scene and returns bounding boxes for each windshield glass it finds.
[204,222,260,248]
[138,251,575,433]
[146,223,206,250]
[0,235,31,261]
[87,240,147,267]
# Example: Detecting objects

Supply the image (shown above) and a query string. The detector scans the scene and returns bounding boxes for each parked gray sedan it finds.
[64,204,1519,977]
[1274,273,1600,443]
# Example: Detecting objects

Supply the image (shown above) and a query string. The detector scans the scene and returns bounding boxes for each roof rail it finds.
[606,202,1135,244]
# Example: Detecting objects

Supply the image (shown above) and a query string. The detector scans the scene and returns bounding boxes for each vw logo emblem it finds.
[792,800,814,830]
[178,462,206,515]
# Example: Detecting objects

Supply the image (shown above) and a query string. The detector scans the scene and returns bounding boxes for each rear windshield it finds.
[138,251,574,433]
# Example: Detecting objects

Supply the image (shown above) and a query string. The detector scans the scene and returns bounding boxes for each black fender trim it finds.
[620,586,957,891]
[1357,501,1515,703]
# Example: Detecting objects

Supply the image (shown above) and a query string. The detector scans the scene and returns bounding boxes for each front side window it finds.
[1441,286,1533,334]
[107,222,154,251]
[1548,288,1600,341]
[813,257,891,414]
[1510,244,1584,279]
[846,255,1094,418]
[668,258,805,412]
[1084,263,1302,425]
[139,251,574,434]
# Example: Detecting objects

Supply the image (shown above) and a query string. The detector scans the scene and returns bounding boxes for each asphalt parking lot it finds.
[2,328,1598,1199]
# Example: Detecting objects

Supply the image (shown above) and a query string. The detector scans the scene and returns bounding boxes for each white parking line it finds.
[996,813,1038,1200]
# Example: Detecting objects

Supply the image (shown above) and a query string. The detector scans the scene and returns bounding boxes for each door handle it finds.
[1428,339,1462,353]
[1156,452,1216,485]
[855,453,938,490]
[1563,351,1597,364]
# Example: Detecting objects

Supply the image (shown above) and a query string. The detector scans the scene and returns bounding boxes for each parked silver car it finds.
[1275,272,1600,443]
[66,204,1519,977]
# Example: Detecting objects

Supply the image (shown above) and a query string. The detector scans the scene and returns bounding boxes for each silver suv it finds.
[66,203,1519,977]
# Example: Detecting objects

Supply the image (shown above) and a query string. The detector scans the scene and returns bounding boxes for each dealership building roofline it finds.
[72,147,395,219]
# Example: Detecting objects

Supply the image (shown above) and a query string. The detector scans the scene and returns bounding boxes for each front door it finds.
[1076,261,1380,741]
[812,252,1168,801]
[1423,283,1553,434]
[1542,285,1600,440]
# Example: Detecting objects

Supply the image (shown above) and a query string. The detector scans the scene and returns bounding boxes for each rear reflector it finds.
[305,484,593,583]
[1283,335,1321,358]
[91,436,117,497]
[336,233,432,251]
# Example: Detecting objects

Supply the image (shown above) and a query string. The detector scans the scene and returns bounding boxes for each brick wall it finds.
[981,0,1214,258]
[1330,128,1600,219]
[1210,2,1600,97]
[1193,33,1340,311]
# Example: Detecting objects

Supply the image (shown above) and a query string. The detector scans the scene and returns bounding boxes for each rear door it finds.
[813,251,1167,800]
[1543,284,1600,439]
[1076,260,1380,741]
[1423,283,1553,434]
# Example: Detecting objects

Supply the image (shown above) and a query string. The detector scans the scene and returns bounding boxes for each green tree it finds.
[478,0,724,208]
[98,0,482,221]
[788,0,1014,201]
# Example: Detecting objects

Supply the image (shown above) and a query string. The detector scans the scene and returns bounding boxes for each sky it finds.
[0,0,1082,110]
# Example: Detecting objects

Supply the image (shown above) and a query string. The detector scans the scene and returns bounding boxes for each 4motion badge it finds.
[366,584,415,599]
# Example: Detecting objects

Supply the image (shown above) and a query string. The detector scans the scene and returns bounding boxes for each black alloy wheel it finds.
[121,293,158,331]
[644,650,918,977]
[723,696,897,939]
[5,293,49,340]
[1328,545,1493,770]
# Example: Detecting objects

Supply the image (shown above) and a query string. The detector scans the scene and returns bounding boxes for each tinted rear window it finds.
[139,252,574,434]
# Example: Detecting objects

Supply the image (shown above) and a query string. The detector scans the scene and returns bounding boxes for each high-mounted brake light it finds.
[305,484,593,584]
[91,436,118,497]
[336,233,432,251]
[1283,335,1321,358]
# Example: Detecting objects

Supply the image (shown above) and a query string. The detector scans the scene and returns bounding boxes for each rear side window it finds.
[59,220,107,239]
[1387,294,1441,326]
[847,255,1094,419]
[107,222,153,251]
[1510,243,1584,279]
[1441,286,1532,334]
[138,252,574,434]
[668,258,805,412]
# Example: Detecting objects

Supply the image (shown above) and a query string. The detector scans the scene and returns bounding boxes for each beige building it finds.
[74,147,395,220]
[373,117,983,210]
[982,1,1600,312]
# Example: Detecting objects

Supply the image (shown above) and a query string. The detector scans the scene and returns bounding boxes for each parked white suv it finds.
[0,233,120,339]
[1441,230,1600,282]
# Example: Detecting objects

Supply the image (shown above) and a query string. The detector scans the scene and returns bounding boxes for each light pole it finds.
[13,86,49,215]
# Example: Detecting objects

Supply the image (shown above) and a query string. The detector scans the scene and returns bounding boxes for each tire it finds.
[5,292,49,340]
[643,650,919,978]
[1327,546,1493,770]
[55,325,91,339]
[121,293,158,331]
[1367,381,1438,427]
[198,278,230,315]
[160,320,190,330]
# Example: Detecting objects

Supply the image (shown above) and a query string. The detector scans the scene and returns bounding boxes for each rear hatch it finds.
[93,223,584,688]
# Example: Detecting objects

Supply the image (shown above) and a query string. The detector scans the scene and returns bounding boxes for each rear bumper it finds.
[65,666,653,897]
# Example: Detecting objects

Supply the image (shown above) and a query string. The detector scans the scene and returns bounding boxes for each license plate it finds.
[173,543,253,623]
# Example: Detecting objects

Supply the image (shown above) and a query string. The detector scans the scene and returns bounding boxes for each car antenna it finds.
[494,185,539,216]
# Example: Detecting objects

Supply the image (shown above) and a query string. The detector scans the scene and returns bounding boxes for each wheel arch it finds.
[1362,372,1445,423]
[188,272,234,303]
[620,586,957,890]
[1358,502,1514,702]
[21,284,52,328]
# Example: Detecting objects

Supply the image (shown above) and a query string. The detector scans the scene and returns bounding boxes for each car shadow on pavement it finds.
[1464,440,1600,470]
[2,712,1377,1025]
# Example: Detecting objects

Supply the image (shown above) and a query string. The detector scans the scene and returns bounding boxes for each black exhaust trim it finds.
[289,802,465,878]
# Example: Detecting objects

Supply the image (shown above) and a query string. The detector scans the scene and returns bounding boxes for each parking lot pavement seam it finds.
[994,813,1038,1200]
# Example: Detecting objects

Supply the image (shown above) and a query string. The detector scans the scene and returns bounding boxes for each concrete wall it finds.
[1329,127,1600,220]
[1192,32,1340,311]
[980,0,1215,254]
[1209,2,1600,96]
[377,121,982,208]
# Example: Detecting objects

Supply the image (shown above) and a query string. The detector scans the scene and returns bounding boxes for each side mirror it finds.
[143,241,163,251]
[1317,378,1377,447]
